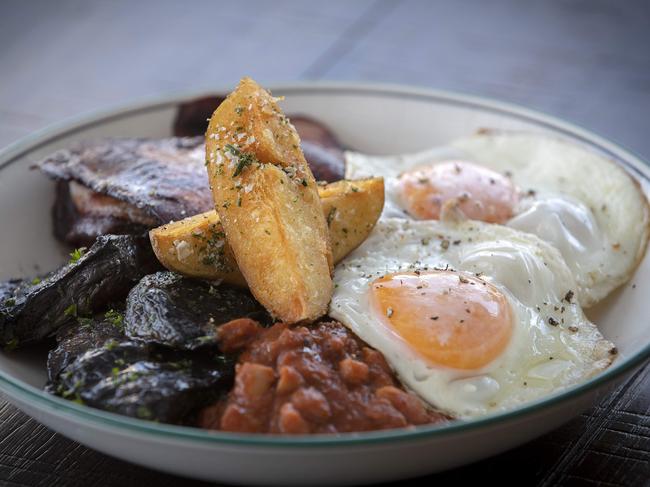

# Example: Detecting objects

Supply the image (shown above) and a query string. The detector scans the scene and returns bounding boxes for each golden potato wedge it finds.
[149,178,384,281]
[148,212,246,286]
[205,77,332,323]
[319,178,385,263]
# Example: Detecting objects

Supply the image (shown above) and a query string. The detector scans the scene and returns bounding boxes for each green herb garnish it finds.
[69,247,87,264]
[63,303,78,317]
[327,207,337,226]
[105,309,124,331]
[225,144,258,177]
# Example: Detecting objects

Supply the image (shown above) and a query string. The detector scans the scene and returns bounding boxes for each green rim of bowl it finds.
[0,82,648,448]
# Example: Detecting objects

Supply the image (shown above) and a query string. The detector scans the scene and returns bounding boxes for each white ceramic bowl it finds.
[0,83,648,486]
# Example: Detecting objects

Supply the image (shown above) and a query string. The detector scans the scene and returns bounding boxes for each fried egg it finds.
[345,132,650,307]
[329,218,616,418]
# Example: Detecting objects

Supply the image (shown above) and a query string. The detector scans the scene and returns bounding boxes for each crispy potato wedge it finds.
[149,178,384,282]
[205,77,332,323]
[319,178,385,263]
[149,211,247,286]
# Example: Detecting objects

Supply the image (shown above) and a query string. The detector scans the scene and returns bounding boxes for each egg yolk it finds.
[396,161,518,223]
[370,271,514,370]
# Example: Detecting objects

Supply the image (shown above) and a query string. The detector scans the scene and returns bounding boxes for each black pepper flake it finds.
[609,347,618,355]
[568,326,579,333]
[564,290,574,303]
[548,317,559,327]
[430,316,439,320]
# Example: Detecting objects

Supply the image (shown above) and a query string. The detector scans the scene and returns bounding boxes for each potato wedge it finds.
[205,77,332,323]
[149,178,384,282]
[149,211,246,286]
[320,178,385,263]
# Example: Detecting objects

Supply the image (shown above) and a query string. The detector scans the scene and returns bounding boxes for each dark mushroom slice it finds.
[47,308,126,382]
[48,340,234,424]
[301,140,345,182]
[124,272,271,350]
[37,136,210,225]
[53,180,151,247]
[0,234,160,348]
[173,95,226,137]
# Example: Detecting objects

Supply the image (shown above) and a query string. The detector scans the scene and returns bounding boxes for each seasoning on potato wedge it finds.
[205,77,333,323]
[149,177,384,282]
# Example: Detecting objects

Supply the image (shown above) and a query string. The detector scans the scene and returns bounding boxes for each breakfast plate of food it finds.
[0,79,648,485]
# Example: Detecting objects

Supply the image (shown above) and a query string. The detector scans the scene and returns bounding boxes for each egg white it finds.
[345,132,650,307]
[329,218,616,418]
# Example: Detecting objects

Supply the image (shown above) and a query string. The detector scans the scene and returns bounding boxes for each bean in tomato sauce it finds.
[199,320,449,434]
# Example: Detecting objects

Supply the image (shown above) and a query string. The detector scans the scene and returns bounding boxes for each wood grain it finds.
[0,0,648,485]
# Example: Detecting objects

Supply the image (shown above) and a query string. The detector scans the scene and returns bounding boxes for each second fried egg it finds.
[329,218,616,418]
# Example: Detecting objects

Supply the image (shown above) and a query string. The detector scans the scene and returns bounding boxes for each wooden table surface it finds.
[1,1,649,485]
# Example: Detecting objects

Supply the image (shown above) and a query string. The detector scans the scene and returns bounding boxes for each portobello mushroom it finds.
[39,136,210,227]
[47,308,125,382]
[0,234,160,348]
[48,340,234,424]
[124,272,271,350]
[53,180,151,246]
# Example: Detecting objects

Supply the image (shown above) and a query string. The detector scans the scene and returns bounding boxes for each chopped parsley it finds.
[225,144,258,177]
[63,303,77,317]
[3,298,15,307]
[327,207,337,226]
[31,277,41,285]
[105,309,124,331]
[69,247,87,264]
